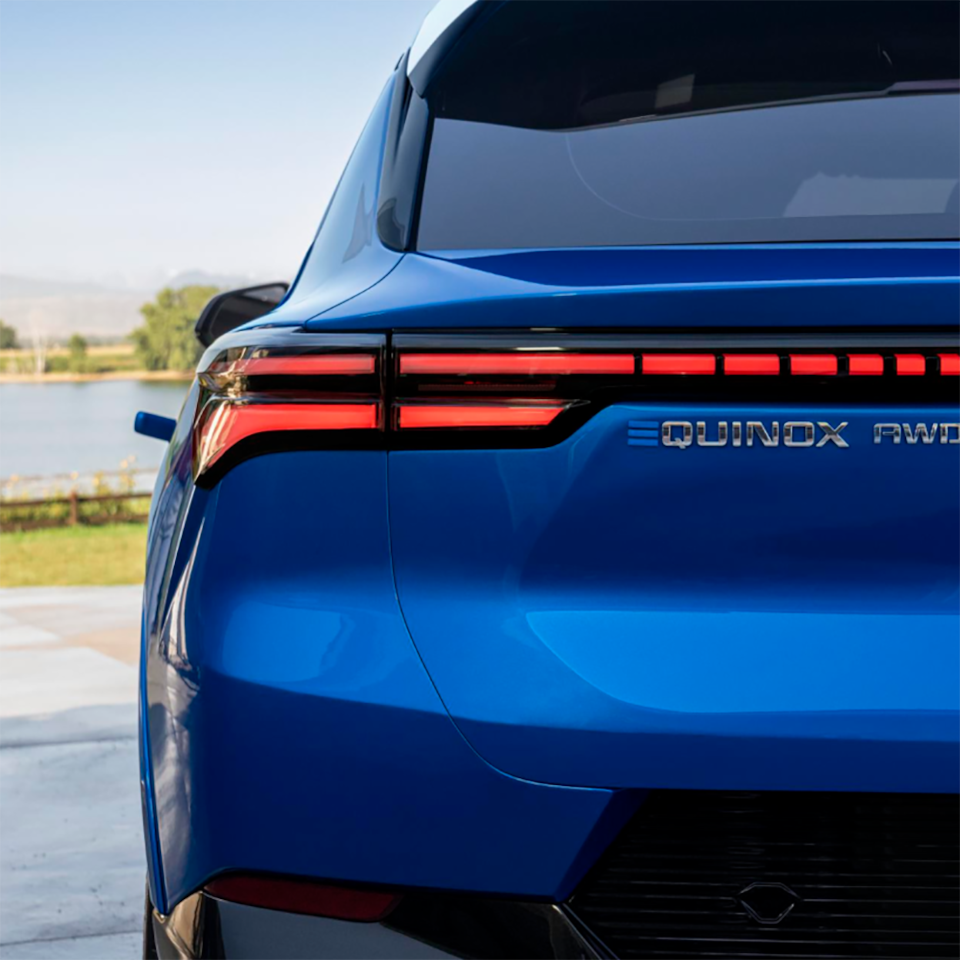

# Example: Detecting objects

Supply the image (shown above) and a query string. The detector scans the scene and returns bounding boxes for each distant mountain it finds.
[0,272,274,341]
[165,270,258,290]
[0,275,147,340]
[0,275,144,300]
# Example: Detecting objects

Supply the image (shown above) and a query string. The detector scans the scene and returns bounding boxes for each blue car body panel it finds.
[388,403,959,793]
[267,81,402,329]
[141,268,960,913]
[141,248,960,912]
[299,243,959,331]
[141,450,638,912]
[138,45,960,926]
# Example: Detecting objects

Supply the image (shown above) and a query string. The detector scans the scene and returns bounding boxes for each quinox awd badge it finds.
[627,420,960,448]
[626,419,849,449]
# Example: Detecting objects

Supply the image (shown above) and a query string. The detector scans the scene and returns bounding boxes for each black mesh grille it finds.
[569,791,959,959]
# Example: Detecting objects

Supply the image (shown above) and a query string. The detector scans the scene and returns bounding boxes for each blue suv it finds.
[138,2,960,957]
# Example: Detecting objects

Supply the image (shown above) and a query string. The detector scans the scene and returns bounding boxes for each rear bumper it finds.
[152,791,960,960]
[151,890,609,960]
[142,451,959,918]
[151,789,960,960]
[142,452,632,913]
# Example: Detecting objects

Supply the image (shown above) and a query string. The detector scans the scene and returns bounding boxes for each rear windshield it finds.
[417,1,960,250]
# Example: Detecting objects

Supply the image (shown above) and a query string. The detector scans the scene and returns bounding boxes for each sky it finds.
[0,0,437,289]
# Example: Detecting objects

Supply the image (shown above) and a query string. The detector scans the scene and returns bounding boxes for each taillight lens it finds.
[191,329,959,481]
[193,331,384,480]
[641,354,715,375]
[399,352,634,376]
[392,339,635,441]
[396,401,568,429]
[789,354,839,376]
[205,874,400,922]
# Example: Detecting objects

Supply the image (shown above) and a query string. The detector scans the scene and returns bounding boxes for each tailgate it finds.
[386,325,960,792]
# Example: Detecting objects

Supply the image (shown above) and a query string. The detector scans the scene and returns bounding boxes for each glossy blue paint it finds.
[259,79,402,330]
[134,411,176,443]
[142,451,636,909]
[139,608,164,913]
[140,383,199,912]
[299,242,959,330]
[388,403,960,792]
[138,57,960,917]
[424,243,960,285]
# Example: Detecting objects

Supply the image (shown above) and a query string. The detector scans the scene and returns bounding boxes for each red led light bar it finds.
[895,354,926,376]
[196,402,379,474]
[205,402,378,437]
[939,353,960,376]
[790,354,838,376]
[399,353,634,376]
[205,875,400,922]
[207,355,376,376]
[641,354,716,375]
[848,354,884,376]
[723,354,780,375]
[192,331,958,480]
[397,403,565,429]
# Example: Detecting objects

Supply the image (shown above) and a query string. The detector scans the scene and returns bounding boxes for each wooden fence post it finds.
[1,490,148,532]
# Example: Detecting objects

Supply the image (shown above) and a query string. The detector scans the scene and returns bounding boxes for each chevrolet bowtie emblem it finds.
[737,881,802,925]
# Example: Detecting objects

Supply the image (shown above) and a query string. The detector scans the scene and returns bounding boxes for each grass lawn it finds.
[0,523,148,587]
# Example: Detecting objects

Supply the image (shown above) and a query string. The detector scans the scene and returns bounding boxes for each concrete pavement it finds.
[1,587,145,959]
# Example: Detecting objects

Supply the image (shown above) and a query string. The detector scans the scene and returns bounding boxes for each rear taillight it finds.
[391,338,636,442]
[205,874,400,922]
[398,353,635,376]
[396,401,568,430]
[192,330,959,482]
[194,331,384,480]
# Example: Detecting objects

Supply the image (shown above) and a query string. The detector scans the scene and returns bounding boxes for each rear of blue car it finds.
[140,3,960,957]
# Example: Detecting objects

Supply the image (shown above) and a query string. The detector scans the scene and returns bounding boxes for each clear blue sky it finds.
[0,0,436,288]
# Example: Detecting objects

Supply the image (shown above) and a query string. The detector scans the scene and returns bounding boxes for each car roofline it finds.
[407,0,484,95]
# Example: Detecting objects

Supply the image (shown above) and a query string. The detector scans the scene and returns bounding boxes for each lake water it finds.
[0,380,190,481]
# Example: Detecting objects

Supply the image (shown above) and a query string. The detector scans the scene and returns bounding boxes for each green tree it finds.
[0,320,18,350]
[130,285,218,371]
[67,333,88,373]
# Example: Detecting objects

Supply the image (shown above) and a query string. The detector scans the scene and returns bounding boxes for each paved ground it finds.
[1,587,145,959]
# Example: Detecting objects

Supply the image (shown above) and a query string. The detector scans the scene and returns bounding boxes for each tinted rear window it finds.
[417,1,960,249]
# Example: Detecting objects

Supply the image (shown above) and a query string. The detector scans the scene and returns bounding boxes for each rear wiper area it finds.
[886,79,960,95]
[603,80,960,131]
